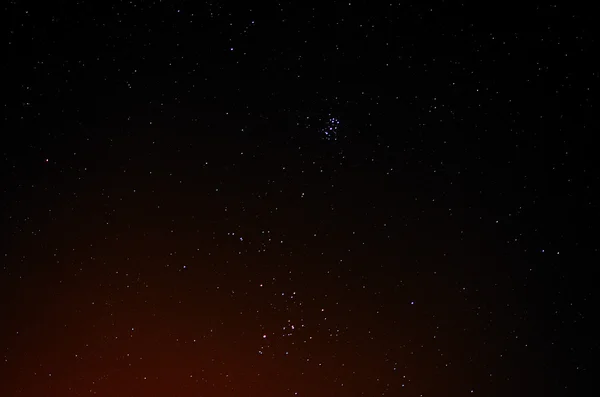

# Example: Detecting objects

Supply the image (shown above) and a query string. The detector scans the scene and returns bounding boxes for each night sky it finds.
[2,1,598,396]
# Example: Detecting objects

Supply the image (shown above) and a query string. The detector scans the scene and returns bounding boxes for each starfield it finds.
[2,1,596,396]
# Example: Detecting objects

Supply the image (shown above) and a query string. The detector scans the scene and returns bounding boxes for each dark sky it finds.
[2,1,597,396]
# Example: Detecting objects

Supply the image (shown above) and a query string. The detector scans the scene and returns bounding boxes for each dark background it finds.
[2,1,597,396]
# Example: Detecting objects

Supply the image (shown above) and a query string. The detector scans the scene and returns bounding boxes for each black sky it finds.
[2,1,598,396]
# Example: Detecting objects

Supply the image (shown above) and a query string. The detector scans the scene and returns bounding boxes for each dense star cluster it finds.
[320,117,340,141]
[2,1,597,397]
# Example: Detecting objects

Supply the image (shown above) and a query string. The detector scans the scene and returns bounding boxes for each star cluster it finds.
[321,117,340,141]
